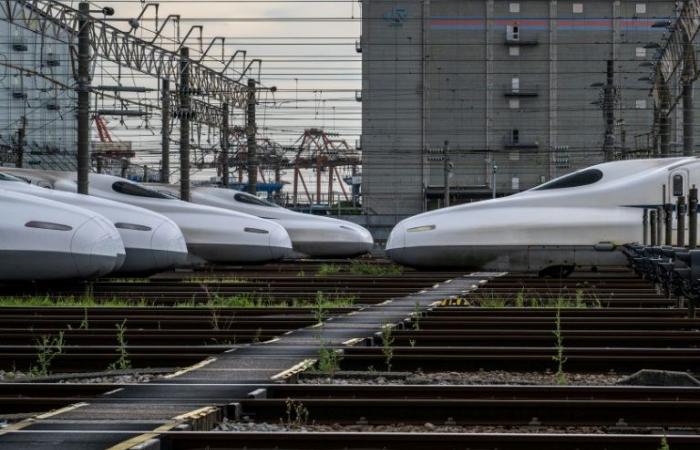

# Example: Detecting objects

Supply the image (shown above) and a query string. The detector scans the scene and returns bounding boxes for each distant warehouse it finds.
[360,0,676,215]
[0,3,78,169]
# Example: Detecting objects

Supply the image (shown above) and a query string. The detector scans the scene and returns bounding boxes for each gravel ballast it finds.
[297,370,625,385]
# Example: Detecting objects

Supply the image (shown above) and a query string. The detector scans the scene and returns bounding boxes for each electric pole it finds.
[179,47,191,202]
[442,141,451,207]
[683,34,695,156]
[492,162,498,199]
[77,2,92,194]
[161,79,170,183]
[15,115,26,168]
[602,60,616,161]
[246,78,258,194]
[221,102,230,187]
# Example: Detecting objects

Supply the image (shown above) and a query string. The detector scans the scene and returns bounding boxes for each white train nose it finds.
[151,219,189,269]
[268,221,293,260]
[71,217,125,278]
[385,221,406,251]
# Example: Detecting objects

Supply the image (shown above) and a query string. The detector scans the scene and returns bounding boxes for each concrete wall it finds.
[362,0,675,215]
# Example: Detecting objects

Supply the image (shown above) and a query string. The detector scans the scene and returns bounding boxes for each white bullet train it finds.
[3,169,293,264]
[0,172,188,274]
[387,157,700,274]
[0,189,125,280]
[145,184,375,257]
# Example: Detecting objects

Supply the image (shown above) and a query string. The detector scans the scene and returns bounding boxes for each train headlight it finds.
[25,221,72,231]
[244,227,270,234]
[407,225,436,233]
[115,223,152,231]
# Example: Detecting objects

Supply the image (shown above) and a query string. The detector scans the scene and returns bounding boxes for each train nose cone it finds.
[385,222,409,264]
[339,224,374,255]
[71,217,125,278]
[268,222,293,260]
[151,219,189,269]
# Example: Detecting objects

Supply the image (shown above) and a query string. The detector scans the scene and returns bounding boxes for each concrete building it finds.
[361,0,675,216]
[0,2,77,169]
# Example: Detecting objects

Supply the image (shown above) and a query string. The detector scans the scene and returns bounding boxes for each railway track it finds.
[2,266,700,450]
[156,432,700,450]
[0,260,464,306]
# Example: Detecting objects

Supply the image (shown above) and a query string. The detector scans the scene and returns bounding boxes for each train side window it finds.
[0,172,24,182]
[234,193,280,208]
[534,169,603,190]
[112,181,172,199]
[673,174,684,196]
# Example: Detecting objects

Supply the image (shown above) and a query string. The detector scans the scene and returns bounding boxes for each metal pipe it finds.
[650,209,657,246]
[690,185,698,249]
[96,109,145,117]
[94,85,156,93]
[179,47,191,202]
[443,141,450,207]
[665,201,673,245]
[658,185,665,244]
[677,195,686,247]
[642,209,648,245]
[77,2,91,194]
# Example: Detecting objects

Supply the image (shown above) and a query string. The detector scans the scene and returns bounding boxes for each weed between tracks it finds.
[108,319,132,371]
[315,261,404,277]
[284,399,309,428]
[381,324,395,372]
[0,294,356,309]
[30,331,64,377]
[552,307,567,385]
[471,288,603,308]
[185,277,248,284]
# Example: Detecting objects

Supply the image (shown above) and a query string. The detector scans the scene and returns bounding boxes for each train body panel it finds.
[387,158,700,272]
[0,189,124,280]
[0,172,187,274]
[3,169,293,264]
[146,184,374,257]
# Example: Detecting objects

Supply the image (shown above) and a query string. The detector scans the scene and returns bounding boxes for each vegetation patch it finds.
[471,289,602,308]
[0,294,356,309]
[315,261,404,277]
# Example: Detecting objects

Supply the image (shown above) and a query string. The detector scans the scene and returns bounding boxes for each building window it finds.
[509,151,520,161]
[573,3,583,13]
[511,177,520,191]
[635,47,646,58]
[509,98,520,109]
[509,2,520,13]
[511,77,520,93]
[636,99,647,109]
[555,145,570,169]
[636,3,646,14]
[509,46,520,56]
[511,129,520,144]
[506,25,519,41]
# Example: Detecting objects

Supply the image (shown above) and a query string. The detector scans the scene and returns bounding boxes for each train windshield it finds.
[234,193,280,208]
[534,169,603,190]
[112,181,173,199]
